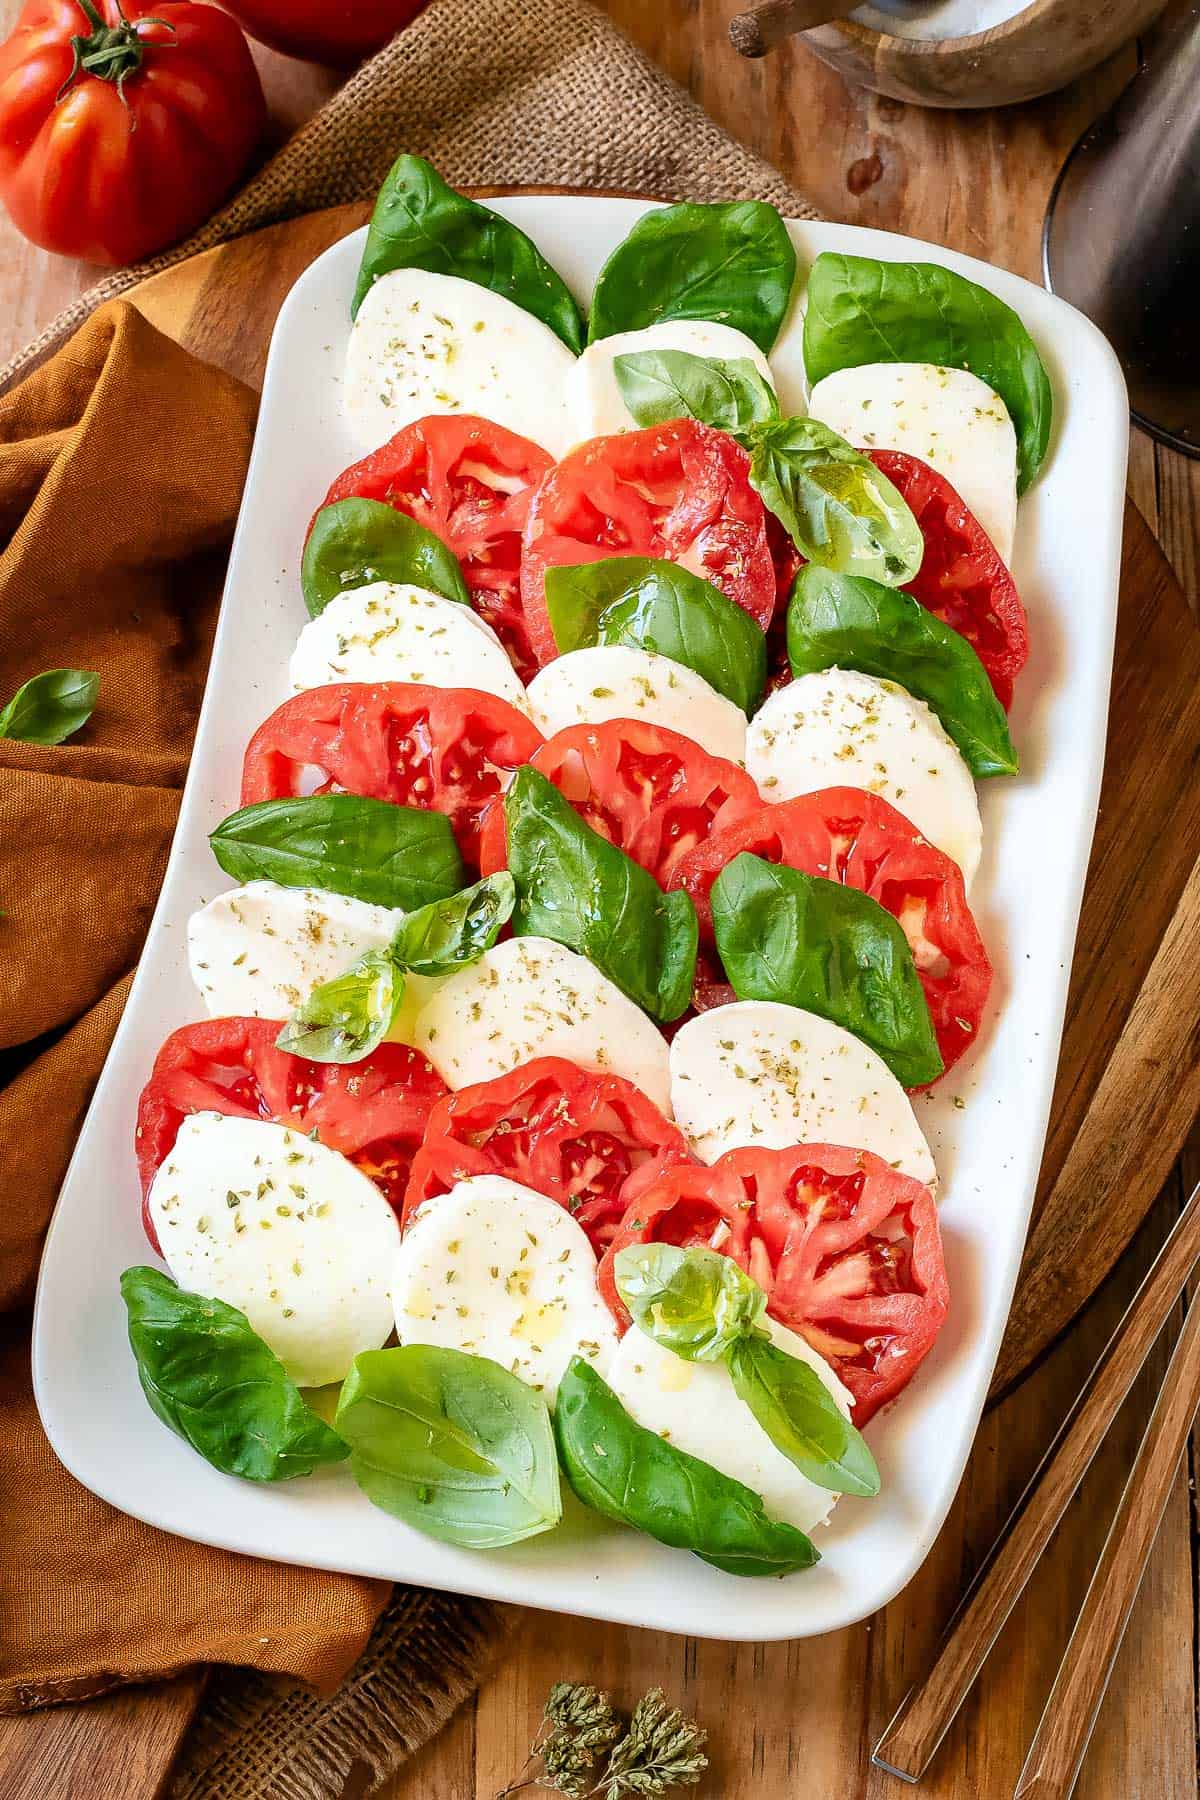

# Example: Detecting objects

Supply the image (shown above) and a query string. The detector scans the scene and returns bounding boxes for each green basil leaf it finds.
[120,1267,348,1481]
[302,498,470,620]
[544,556,766,716]
[388,871,515,976]
[276,949,402,1064]
[554,1357,818,1577]
[353,155,584,351]
[210,795,467,910]
[710,853,943,1087]
[746,416,923,585]
[787,563,1018,778]
[727,1334,880,1498]
[505,766,698,1022]
[802,251,1053,492]
[614,1243,766,1363]
[588,200,798,354]
[336,1344,561,1548]
[0,668,99,745]
[613,349,779,434]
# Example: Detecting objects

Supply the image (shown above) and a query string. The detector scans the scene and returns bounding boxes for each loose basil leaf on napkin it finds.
[710,853,944,1087]
[210,795,467,910]
[587,200,798,353]
[353,154,585,351]
[554,1357,818,1577]
[787,564,1019,778]
[613,349,779,435]
[544,555,767,716]
[613,1243,766,1363]
[505,766,698,1022]
[747,416,924,586]
[388,870,515,975]
[802,251,1053,492]
[727,1334,880,1498]
[276,949,402,1064]
[0,668,99,745]
[120,1267,349,1481]
[301,497,470,620]
[336,1344,562,1549]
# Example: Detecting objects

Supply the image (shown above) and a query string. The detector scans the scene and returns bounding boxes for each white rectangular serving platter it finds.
[33,198,1128,1642]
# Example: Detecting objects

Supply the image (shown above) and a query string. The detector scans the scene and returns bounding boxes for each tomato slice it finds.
[403,1056,694,1255]
[476,718,762,888]
[520,420,780,666]
[135,1017,447,1248]
[670,787,991,1078]
[599,1142,948,1422]
[317,416,554,683]
[240,681,543,868]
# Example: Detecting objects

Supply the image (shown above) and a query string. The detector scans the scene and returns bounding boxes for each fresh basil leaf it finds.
[710,853,943,1087]
[505,767,698,1022]
[802,251,1053,491]
[588,200,798,354]
[787,563,1018,778]
[336,1344,561,1548]
[0,668,99,745]
[353,154,584,351]
[120,1267,348,1481]
[210,795,467,910]
[276,948,402,1064]
[747,416,923,585]
[728,1333,880,1498]
[613,349,779,434]
[389,871,515,976]
[302,498,470,620]
[554,1357,818,1577]
[614,1243,766,1363]
[544,556,766,716]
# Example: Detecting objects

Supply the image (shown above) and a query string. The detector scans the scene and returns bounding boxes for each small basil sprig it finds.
[788,563,1019,778]
[302,498,470,620]
[120,1267,348,1481]
[336,1344,562,1548]
[710,853,943,1087]
[613,349,779,435]
[353,154,584,351]
[505,767,697,1022]
[0,668,99,745]
[544,555,767,716]
[616,1240,767,1362]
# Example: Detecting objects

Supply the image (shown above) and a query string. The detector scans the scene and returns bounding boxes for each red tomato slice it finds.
[476,718,762,888]
[520,420,780,666]
[317,416,553,682]
[135,1017,447,1248]
[402,1056,694,1255]
[240,681,543,868]
[670,787,991,1077]
[599,1142,948,1422]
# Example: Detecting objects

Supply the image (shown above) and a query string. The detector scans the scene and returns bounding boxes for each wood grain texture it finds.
[0,1672,205,1800]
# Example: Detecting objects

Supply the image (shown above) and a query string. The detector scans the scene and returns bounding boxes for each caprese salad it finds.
[121,157,1051,1580]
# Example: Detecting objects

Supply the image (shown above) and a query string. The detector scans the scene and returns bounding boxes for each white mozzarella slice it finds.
[807,362,1018,565]
[525,646,746,766]
[746,670,982,888]
[669,999,936,1185]
[148,1113,400,1388]
[607,1312,853,1534]
[566,319,776,443]
[392,1175,618,1401]
[289,581,529,710]
[412,935,672,1114]
[344,267,576,457]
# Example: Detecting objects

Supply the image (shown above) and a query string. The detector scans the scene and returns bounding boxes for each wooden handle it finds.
[872,1176,1200,1783]
[729,0,860,57]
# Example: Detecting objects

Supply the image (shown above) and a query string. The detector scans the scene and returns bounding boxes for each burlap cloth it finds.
[1,1,819,1794]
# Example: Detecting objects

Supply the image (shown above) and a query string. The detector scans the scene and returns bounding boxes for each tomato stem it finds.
[55,0,178,111]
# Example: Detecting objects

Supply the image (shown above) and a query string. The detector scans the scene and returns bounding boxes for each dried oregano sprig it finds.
[496,1681,708,1798]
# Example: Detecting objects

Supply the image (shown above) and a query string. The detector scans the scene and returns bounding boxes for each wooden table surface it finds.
[2,4,1198,1797]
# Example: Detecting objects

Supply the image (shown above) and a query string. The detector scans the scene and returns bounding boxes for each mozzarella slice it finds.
[148,1113,400,1388]
[669,999,936,1184]
[608,1312,853,1534]
[412,935,672,1114]
[746,670,982,888]
[344,267,576,458]
[807,362,1018,565]
[392,1175,618,1401]
[526,647,747,766]
[566,319,776,443]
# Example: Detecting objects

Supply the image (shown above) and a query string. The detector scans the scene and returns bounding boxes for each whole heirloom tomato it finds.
[218,0,424,67]
[0,0,265,264]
